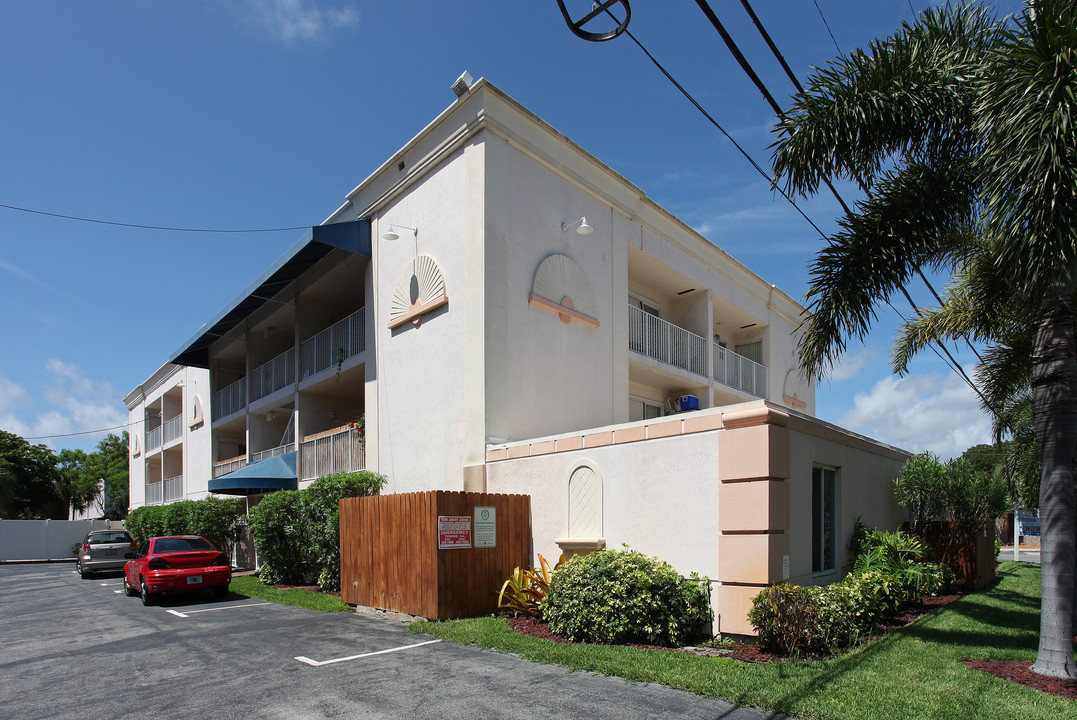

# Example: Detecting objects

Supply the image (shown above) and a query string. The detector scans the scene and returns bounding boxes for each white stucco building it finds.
[140,77,908,634]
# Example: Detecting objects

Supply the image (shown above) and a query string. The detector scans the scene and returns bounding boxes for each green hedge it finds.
[544,547,711,646]
[247,470,386,590]
[125,496,244,558]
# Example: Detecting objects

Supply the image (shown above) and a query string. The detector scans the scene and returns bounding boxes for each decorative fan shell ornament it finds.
[528,253,599,328]
[388,254,448,329]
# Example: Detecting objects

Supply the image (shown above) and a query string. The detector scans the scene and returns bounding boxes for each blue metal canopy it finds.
[208,452,298,496]
[170,219,371,368]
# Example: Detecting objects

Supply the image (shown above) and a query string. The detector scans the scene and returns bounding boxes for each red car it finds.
[123,535,231,606]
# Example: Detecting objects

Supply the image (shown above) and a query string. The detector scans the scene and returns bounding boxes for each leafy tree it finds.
[0,430,64,519]
[771,2,1077,679]
[82,432,129,519]
[56,448,98,518]
[893,452,1008,534]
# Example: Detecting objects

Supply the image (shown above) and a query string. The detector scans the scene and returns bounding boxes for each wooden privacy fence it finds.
[339,490,530,619]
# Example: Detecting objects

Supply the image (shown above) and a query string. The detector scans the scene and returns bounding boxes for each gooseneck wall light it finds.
[382,224,417,242]
[561,216,593,235]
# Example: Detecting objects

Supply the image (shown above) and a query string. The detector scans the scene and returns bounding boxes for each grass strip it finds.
[230,575,351,612]
[410,562,1074,720]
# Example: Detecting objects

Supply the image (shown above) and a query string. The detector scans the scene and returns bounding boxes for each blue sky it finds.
[0,1,1022,459]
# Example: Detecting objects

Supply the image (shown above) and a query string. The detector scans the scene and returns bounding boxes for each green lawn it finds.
[409,562,1076,720]
[229,575,351,612]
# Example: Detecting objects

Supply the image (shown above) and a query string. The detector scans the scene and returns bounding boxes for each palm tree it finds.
[771,2,1077,679]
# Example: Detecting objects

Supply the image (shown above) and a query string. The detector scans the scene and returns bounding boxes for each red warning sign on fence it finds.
[438,515,472,549]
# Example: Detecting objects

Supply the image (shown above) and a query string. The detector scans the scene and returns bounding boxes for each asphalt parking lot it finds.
[0,562,779,720]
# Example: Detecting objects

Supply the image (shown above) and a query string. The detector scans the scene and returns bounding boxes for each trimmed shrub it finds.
[304,471,387,592]
[125,497,243,558]
[748,584,818,655]
[544,548,711,646]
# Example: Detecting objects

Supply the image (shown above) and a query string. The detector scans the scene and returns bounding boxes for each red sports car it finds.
[123,535,231,605]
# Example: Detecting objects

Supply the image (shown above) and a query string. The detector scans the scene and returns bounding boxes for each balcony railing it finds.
[164,475,183,502]
[628,305,707,376]
[301,308,365,380]
[214,456,247,478]
[146,481,163,505]
[250,347,296,403]
[163,414,183,445]
[213,378,246,421]
[714,344,768,398]
[250,442,295,464]
[146,426,163,453]
[301,426,365,481]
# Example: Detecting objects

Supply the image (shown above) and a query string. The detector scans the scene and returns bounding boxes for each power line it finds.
[812,0,842,53]
[22,421,139,441]
[0,202,308,233]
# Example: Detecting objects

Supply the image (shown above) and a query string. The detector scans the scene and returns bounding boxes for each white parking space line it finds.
[295,639,441,667]
[166,602,272,618]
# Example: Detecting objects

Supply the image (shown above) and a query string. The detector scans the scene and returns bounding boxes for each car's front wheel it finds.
[77,561,90,579]
[123,575,138,597]
[140,578,156,606]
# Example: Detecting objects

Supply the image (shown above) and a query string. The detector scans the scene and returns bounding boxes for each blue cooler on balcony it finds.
[679,394,699,411]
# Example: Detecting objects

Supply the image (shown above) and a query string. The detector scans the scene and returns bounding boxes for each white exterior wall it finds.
[487,429,722,610]
[125,364,213,510]
[369,140,486,494]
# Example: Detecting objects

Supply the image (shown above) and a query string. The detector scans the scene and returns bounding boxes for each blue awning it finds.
[208,452,298,496]
[170,219,371,368]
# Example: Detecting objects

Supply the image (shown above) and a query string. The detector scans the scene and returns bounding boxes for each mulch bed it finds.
[506,595,1077,702]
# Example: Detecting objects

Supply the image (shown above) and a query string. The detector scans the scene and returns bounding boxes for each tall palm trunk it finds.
[1031,294,1077,680]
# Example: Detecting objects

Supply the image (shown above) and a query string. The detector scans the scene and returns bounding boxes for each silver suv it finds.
[76,530,136,578]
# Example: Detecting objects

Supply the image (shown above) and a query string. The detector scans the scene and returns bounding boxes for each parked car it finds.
[123,535,231,606]
[76,530,136,578]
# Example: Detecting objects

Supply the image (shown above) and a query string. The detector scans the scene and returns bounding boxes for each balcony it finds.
[628,305,707,376]
[146,480,163,505]
[301,426,365,481]
[301,308,365,380]
[250,347,296,403]
[213,378,246,421]
[164,475,183,502]
[714,344,768,398]
[250,442,295,464]
[163,414,183,445]
[214,456,247,478]
[146,426,163,453]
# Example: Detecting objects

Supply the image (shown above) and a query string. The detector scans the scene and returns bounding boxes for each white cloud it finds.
[828,348,877,384]
[226,0,360,45]
[837,367,991,460]
[1,361,127,451]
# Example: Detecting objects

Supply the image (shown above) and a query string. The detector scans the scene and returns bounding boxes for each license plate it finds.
[105,549,117,556]
[187,576,203,585]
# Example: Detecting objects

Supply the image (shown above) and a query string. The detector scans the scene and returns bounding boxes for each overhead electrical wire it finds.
[0,202,308,233]
[22,420,141,441]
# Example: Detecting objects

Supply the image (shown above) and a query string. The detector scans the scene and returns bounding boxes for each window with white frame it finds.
[812,466,837,574]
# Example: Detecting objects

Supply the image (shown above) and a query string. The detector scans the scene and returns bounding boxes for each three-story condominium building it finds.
[142,77,907,634]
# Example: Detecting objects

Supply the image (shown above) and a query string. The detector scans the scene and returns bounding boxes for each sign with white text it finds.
[438,515,472,549]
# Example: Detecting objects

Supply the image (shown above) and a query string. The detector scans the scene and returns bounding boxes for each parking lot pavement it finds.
[0,563,784,720]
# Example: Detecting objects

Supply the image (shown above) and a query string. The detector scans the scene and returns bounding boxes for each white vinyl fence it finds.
[0,519,123,562]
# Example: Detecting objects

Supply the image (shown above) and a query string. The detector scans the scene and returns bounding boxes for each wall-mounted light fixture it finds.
[561,217,593,235]
[451,70,474,98]
[382,224,417,242]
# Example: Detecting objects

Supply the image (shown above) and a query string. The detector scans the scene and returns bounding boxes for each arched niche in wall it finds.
[189,395,205,429]
[556,462,606,559]
[782,369,808,410]
[132,433,141,458]
[528,253,599,328]
[388,254,448,329]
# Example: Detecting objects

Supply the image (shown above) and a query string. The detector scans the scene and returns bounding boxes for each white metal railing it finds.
[627,305,707,376]
[250,442,295,464]
[301,308,365,379]
[714,343,768,398]
[250,347,296,402]
[146,426,162,453]
[212,378,246,421]
[163,414,183,445]
[214,457,247,478]
[146,481,163,505]
[301,426,365,480]
[164,475,183,502]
